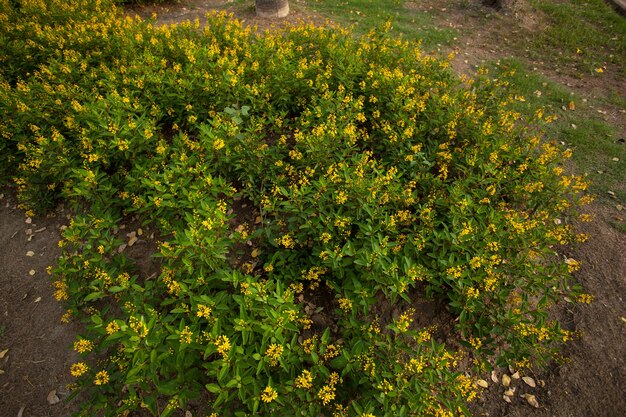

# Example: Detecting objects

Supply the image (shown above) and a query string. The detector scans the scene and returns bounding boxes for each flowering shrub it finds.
[0,1,592,416]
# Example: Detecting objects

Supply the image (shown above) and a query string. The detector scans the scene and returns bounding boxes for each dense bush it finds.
[0,1,592,416]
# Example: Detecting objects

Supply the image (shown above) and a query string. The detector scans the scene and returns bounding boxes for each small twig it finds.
[25,359,46,364]
[23,375,34,387]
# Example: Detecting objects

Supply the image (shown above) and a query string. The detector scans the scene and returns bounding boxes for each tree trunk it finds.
[482,0,517,10]
[256,0,290,18]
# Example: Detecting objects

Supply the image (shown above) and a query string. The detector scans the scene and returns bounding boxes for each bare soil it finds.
[0,191,82,417]
[1,1,624,416]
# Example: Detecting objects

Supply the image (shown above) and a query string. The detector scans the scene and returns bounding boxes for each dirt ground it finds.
[1,1,624,416]
[0,192,82,417]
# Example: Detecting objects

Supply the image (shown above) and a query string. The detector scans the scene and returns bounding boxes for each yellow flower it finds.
[129,316,148,338]
[106,321,120,335]
[70,362,89,377]
[196,304,212,319]
[338,297,352,311]
[180,326,193,344]
[277,233,296,249]
[323,344,340,361]
[73,339,94,354]
[213,138,225,150]
[94,370,109,385]
[294,369,313,390]
[265,344,284,366]
[318,384,335,405]
[214,335,231,359]
[261,385,278,403]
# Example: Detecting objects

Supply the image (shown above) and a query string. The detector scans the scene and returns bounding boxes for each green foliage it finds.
[485,58,625,202]
[0,1,593,416]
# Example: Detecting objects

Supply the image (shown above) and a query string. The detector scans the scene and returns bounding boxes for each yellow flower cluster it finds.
[265,344,284,366]
[294,369,313,390]
[52,280,68,301]
[73,339,94,353]
[317,372,341,405]
[70,362,89,377]
[395,308,415,332]
[214,335,231,359]
[180,326,193,344]
[94,370,109,385]
[106,321,120,335]
[128,316,148,338]
[196,304,212,319]
[261,385,278,403]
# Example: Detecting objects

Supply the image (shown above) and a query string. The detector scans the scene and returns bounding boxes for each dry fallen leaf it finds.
[0,349,8,359]
[511,371,520,380]
[476,379,489,389]
[491,370,499,383]
[255,216,262,224]
[504,388,516,397]
[524,393,540,408]
[185,411,192,417]
[28,269,36,276]
[17,406,26,417]
[47,390,60,405]
[613,157,620,162]
[137,228,143,236]
[26,251,34,257]
[502,374,511,387]
[568,101,575,110]
[34,296,42,303]
[503,394,512,403]
[25,217,32,224]
[128,231,138,247]
[522,376,537,387]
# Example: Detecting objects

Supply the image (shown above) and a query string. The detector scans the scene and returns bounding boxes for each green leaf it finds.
[205,383,221,394]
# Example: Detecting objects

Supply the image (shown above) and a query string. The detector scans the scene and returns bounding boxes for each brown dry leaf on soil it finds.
[525,393,540,408]
[502,373,511,387]
[491,370,499,383]
[522,376,537,387]
[476,379,489,388]
[47,389,60,405]
[0,349,8,359]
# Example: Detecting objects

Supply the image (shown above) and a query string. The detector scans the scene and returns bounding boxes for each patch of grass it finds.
[488,58,626,202]
[527,0,626,73]
[610,218,626,233]
[308,0,456,49]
